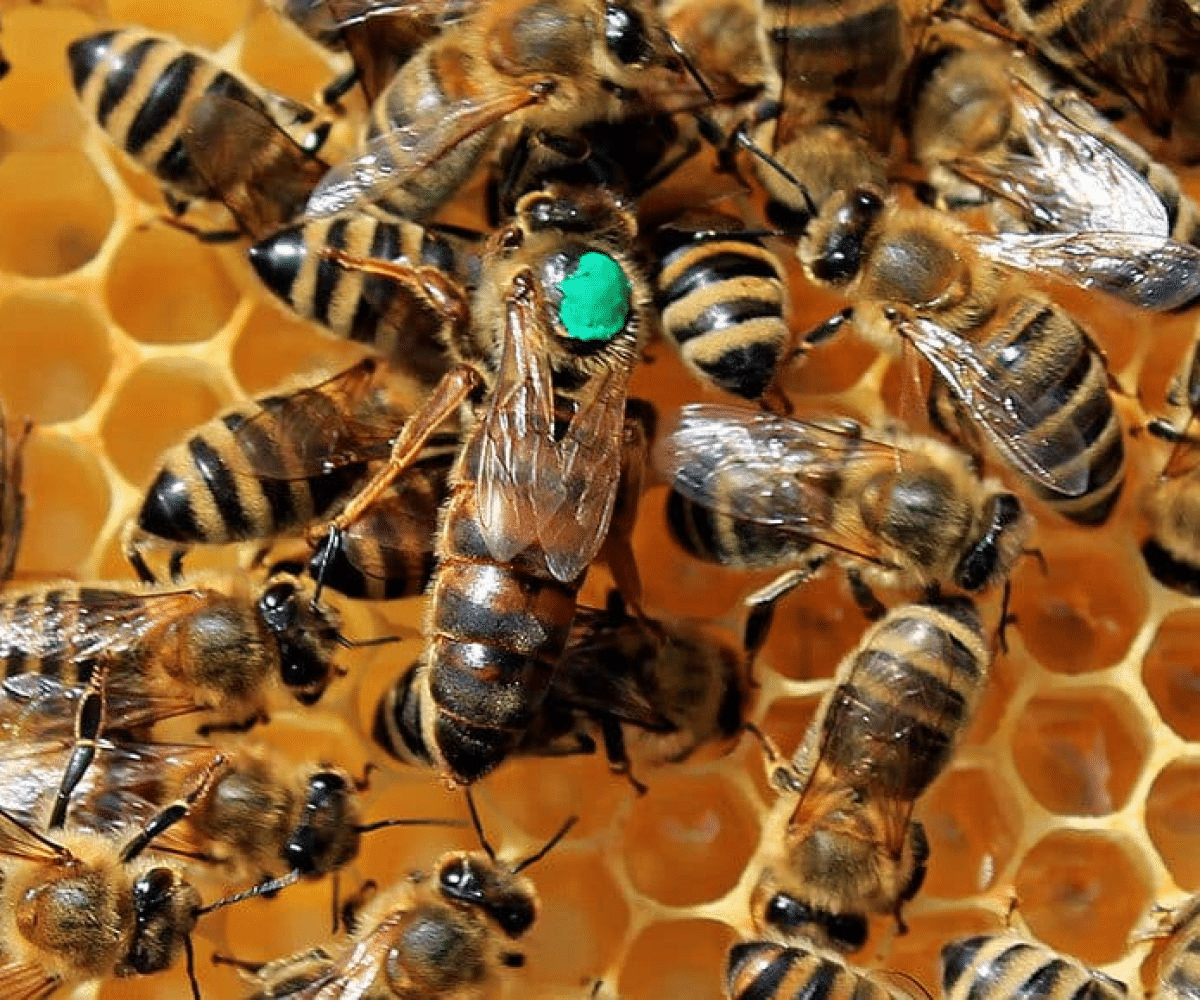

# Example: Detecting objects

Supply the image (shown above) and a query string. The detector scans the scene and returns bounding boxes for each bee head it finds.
[124,867,201,976]
[806,187,884,287]
[284,770,359,876]
[436,853,538,938]
[258,576,341,705]
[954,491,1028,591]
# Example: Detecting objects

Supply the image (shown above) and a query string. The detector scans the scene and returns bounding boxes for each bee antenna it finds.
[732,125,818,221]
[195,870,301,917]
[185,933,202,1000]
[308,524,339,608]
[512,814,578,874]
[878,969,933,1000]
[355,816,468,834]
[335,631,405,649]
[465,787,497,862]
[661,29,715,103]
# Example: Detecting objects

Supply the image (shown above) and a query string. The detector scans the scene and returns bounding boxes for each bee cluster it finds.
[1,0,1200,998]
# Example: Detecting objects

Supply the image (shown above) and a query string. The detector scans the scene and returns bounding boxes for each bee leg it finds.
[197,709,268,737]
[0,413,30,584]
[742,721,804,794]
[119,752,229,861]
[599,715,648,795]
[122,523,160,584]
[895,820,930,935]
[845,568,887,621]
[501,953,526,968]
[600,402,655,622]
[158,214,245,244]
[49,658,112,829]
[163,189,190,216]
[341,879,379,935]
[320,67,359,111]
[211,953,269,974]
[743,562,827,679]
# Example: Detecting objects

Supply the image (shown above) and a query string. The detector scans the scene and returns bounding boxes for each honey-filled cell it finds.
[0,5,96,137]
[1144,609,1200,743]
[1010,687,1149,816]
[758,571,864,682]
[100,358,228,487]
[884,904,1007,995]
[231,302,367,397]
[1013,830,1152,965]
[106,225,241,344]
[0,149,113,277]
[238,7,340,106]
[106,0,252,49]
[1146,758,1200,890]
[620,919,739,1000]
[622,770,760,908]
[0,292,112,424]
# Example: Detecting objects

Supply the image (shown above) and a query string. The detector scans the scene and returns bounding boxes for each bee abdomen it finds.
[942,935,1127,1000]
[665,490,810,567]
[1163,933,1200,1000]
[373,661,434,766]
[0,587,97,682]
[727,940,898,1000]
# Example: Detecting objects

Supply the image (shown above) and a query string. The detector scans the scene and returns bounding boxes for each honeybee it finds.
[235,802,574,999]
[0,571,346,828]
[656,404,1029,617]
[654,210,795,403]
[68,27,327,230]
[1141,335,1200,593]
[318,182,654,786]
[247,212,477,378]
[122,358,459,584]
[750,596,991,950]
[727,939,919,1000]
[908,32,1200,248]
[0,807,202,1000]
[377,589,751,791]
[1144,896,1200,1000]
[0,405,31,584]
[662,0,765,107]
[941,933,1127,1000]
[303,0,702,222]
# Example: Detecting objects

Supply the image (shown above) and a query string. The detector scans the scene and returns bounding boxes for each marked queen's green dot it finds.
[557,251,632,341]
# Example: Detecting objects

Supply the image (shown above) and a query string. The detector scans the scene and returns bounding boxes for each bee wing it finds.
[0,672,190,740]
[270,909,409,999]
[899,316,1091,497]
[654,404,897,560]
[475,275,558,565]
[968,231,1200,311]
[0,739,75,828]
[0,406,30,584]
[287,0,476,30]
[305,87,542,219]
[0,961,60,1000]
[539,357,638,582]
[954,80,1170,236]
[183,92,329,240]
[340,459,449,579]
[233,359,400,479]
[0,807,72,863]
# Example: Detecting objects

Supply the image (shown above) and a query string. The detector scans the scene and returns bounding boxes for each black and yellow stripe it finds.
[942,934,1127,1000]
[727,939,907,1000]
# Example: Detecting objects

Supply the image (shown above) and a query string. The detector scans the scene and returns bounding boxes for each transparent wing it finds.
[968,231,1200,311]
[0,806,71,863]
[0,961,59,1000]
[900,316,1090,496]
[233,359,401,480]
[953,79,1169,236]
[0,673,191,742]
[270,909,408,999]
[277,0,476,31]
[475,275,557,564]
[305,88,539,219]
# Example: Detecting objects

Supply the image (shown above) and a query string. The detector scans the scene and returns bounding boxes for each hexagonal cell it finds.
[619,919,739,1000]
[522,850,630,987]
[1007,533,1147,674]
[18,432,111,578]
[759,571,864,682]
[1014,830,1152,966]
[966,640,1028,746]
[107,0,251,49]
[0,149,113,277]
[622,770,759,907]
[921,765,1023,899]
[232,303,366,397]
[0,294,112,423]
[238,8,341,105]
[1146,758,1200,890]
[1144,609,1200,743]
[106,226,240,344]
[885,904,1006,995]
[100,358,228,488]
[0,6,97,137]
[1011,687,1149,816]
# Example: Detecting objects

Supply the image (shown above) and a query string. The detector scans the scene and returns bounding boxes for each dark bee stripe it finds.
[796,957,842,1000]
[432,585,573,657]
[69,30,119,93]
[1,593,32,677]
[429,640,549,729]
[126,52,200,155]
[1015,959,1067,1000]
[314,216,349,327]
[96,36,156,126]
[696,340,785,400]
[766,1,901,73]
[728,943,798,1000]
[671,298,782,345]
[349,219,402,343]
[965,942,1035,1000]
[662,251,779,302]
[943,937,989,995]
[188,434,252,540]
[855,648,969,723]
[224,411,296,533]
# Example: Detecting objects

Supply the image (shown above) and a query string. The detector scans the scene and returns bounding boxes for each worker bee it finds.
[0,571,346,829]
[941,933,1127,1000]
[908,31,1200,248]
[122,358,459,584]
[247,213,477,378]
[0,807,203,1000]
[377,588,751,792]
[0,405,31,584]
[662,0,765,109]
[67,27,327,232]
[657,404,1029,617]
[1141,896,1200,1000]
[750,596,991,950]
[235,801,574,999]
[727,938,918,1000]
[303,0,703,222]
[318,181,654,786]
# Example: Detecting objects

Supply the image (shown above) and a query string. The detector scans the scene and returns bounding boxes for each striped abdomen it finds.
[657,227,790,401]
[817,598,986,800]
[933,296,1124,525]
[1160,908,1200,1000]
[727,940,904,1000]
[67,28,266,199]
[665,489,813,568]
[136,404,367,547]
[247,212,471,379]
[421,479,582,784]
[942,935,1127,1000]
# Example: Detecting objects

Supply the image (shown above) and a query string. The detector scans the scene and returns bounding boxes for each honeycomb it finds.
[3,2,1200,999]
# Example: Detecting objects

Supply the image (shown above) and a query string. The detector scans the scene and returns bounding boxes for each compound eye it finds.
[555,251,631,343]
[605,2,652,65]
[259,581,298,633]
[855,189,884,214]
[826,912,868,950]
[764,892,814,931]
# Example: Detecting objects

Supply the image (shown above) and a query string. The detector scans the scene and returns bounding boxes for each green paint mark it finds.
[557,252,631,341]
